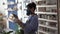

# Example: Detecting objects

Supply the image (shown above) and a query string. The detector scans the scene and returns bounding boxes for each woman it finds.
[16,2,38,34]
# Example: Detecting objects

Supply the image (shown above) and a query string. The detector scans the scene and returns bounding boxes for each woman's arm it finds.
[15,18,25,28]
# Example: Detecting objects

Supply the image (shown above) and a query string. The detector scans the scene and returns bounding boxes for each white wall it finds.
[0,0,7,15]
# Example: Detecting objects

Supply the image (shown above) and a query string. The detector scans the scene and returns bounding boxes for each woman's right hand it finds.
[15,18,24,28]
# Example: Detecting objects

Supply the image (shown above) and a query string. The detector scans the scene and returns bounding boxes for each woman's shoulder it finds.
[34,14,38,17]
[32,14,38,19]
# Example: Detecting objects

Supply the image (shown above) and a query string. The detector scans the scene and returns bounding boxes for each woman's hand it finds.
[14,18,24,28]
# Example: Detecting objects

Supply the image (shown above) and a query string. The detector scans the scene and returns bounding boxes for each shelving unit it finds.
[0,13,7,33]
[35,0,58,34]
[35,12,57,15]
[39,24,57,30]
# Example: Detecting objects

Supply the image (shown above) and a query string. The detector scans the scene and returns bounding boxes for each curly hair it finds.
[27,2,36,10]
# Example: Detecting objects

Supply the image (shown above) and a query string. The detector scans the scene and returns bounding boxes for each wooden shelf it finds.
[39,24,57,30]
[37,5,57,7]
[38,30,48,34]
[38,18,57,22]
[35,12,57,15]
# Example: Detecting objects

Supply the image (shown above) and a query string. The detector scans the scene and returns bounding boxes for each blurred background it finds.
[0,0,60,34]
